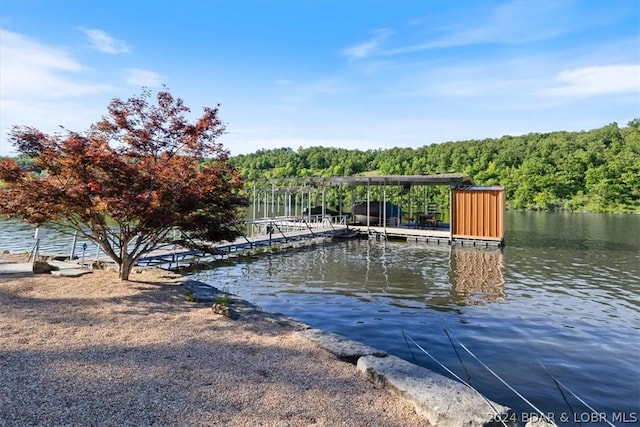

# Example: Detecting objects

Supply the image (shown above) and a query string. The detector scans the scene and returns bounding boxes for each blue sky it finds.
[1,0,639,157]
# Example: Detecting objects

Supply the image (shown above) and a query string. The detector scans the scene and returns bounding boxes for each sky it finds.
[1,0,639,157]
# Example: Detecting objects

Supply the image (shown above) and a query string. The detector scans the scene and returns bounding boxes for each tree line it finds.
[3,119,639,214]
[231,120,640,213]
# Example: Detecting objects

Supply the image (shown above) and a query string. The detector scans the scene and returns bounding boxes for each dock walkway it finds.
[136,220,349,267]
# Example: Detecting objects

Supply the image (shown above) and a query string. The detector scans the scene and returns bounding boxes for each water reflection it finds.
[448,247,506,305]
[507,211,639,252]
[226,239,508,311]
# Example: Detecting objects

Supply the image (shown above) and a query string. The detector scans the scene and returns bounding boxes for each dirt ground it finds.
[0,253,428,426]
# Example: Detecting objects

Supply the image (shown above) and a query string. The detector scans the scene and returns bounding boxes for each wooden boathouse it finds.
[251,174,506,247]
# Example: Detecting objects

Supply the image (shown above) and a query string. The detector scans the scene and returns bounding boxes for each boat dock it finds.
[15,174,505,269]
[139,173,506,268]
[250,175,506,248]
[136,215,499,269]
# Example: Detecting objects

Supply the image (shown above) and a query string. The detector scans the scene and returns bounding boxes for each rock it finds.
[94,262,110,270]
[212,303,238,320]
[32,260,54,274]
[183,279,224,302]
[357,354,515,427]
[298,329,387,363]
[51,269,92,278]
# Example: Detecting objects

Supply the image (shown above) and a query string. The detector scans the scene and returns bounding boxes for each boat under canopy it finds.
[352,201,402,226]
[302,206,339,216]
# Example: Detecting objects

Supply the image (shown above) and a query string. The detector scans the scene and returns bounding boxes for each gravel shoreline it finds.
[0,255,429,426]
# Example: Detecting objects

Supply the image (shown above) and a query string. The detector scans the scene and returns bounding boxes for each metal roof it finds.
[265,174,474,187]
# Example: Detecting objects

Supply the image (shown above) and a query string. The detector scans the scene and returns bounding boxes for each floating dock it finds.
[136,214,501,269]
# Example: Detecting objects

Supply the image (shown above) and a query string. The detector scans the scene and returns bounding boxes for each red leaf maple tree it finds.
[0,88,247,280]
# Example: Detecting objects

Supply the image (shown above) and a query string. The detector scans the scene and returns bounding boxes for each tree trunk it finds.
[118,235,133,281]
[119,256,134,281]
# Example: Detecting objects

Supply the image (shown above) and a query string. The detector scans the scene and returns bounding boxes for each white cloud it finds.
[343,29,393,59]
[542,65,640,97]
[81,28,131,54]
[1,29,83,73]
[0,28,115,99]
[123,68,164,87]
[0,28,120,155]
[371,1,576,56]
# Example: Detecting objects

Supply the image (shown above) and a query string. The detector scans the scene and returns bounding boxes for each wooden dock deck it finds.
[351,225,451,244]
[350,224,503,247]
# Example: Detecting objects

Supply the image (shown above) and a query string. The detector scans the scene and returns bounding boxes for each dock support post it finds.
[69,231,78,260]
[93,245,101,269]
[81,243,87,269]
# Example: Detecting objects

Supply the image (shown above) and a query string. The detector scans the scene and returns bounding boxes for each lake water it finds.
[1,212,638,425]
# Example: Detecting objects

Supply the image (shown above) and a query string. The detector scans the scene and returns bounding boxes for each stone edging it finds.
[302,328,516,427]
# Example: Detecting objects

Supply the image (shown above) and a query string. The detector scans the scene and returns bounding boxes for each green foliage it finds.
[215,295,231,306]
[231,120,640,214]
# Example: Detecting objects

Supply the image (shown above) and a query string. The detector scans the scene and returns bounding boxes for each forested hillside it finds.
[3,120,638,213]
[231,120,640,213]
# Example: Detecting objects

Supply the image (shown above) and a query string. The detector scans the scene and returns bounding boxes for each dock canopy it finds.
[277,174,474,187]
[250,173,505,246]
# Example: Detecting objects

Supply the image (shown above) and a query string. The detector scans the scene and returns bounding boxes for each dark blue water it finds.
[192,211,640,426]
